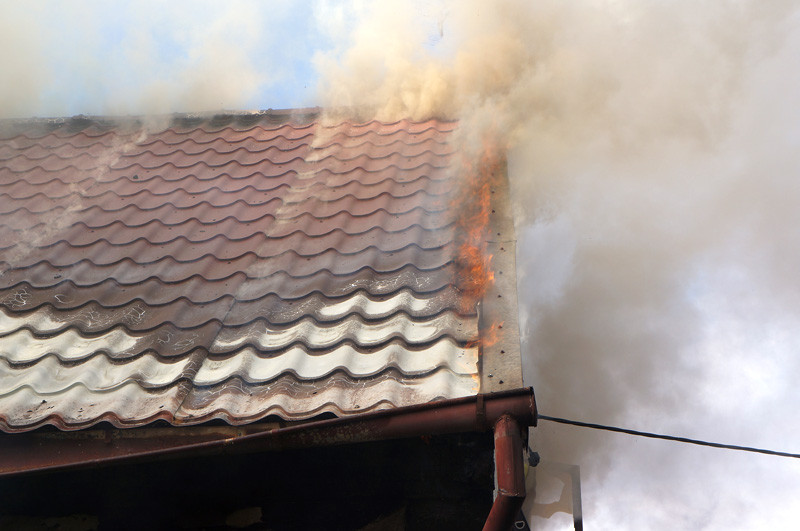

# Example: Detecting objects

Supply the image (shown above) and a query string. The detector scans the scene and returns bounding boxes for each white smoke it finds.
[2,0,799,527]
[314,1,800,528]
[0,1,299,118]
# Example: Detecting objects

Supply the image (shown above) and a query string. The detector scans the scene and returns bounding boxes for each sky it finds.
[2,1,800,529]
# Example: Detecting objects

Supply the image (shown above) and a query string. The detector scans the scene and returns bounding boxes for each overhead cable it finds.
[537,415,800,459]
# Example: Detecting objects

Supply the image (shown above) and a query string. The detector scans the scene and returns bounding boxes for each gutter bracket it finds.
[476,393,487,430]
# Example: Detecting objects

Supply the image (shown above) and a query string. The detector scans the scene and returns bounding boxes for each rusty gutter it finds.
[0,387,536,477]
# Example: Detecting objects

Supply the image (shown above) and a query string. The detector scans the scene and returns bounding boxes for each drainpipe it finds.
[483,414,526,531]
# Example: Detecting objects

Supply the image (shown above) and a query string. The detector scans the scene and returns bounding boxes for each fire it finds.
[466,321,504,350]
[481,321,504,349]
[453,138,503,315]
[452,134,508,354]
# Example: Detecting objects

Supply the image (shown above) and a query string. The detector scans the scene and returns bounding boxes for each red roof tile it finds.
[0,111,519,433]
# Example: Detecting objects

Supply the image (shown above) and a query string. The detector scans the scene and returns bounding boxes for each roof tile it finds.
[0,112,482,432]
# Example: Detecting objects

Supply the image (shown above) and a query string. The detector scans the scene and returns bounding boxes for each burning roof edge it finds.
[480,157,524,392]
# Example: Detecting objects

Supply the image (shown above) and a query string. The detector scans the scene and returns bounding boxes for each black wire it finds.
[537,414,800,459]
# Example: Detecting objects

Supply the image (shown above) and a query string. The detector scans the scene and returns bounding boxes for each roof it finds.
[0,110,522,433]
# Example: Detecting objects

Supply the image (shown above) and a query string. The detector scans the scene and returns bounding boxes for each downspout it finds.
[483,414,527,531]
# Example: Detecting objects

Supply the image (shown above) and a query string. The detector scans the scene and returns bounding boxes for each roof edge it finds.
[0,108,324,137]
[0,107,461,136]
[0,388,536,477]
[480,156,524,392]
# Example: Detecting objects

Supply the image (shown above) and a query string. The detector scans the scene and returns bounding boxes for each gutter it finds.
[0,387,537,477]
[1,388,537,529]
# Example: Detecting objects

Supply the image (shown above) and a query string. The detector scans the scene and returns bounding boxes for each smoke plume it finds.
[0,1,293,119]
[2,0,799,527]
[315,1,800,528]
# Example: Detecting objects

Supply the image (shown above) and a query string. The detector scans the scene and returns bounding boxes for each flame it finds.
[481,321,504,349]
[453,138,502,315]
[465,321,504,350]
[452,134,509,354]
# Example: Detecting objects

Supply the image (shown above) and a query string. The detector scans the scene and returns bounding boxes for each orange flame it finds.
[453,139,502,315]
[483,321,504,349]
[465,321,504,350]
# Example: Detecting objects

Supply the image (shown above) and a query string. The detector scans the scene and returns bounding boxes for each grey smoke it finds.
[2,0,799,527]
[0,1,291,119]
[315,0,800,528]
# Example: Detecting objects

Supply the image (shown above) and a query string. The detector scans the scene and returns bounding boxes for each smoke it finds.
[2,0,799,526]
[0,4,48,116]
[314,0,800,528]
[0,1,300,119]
[0,1,306,271]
